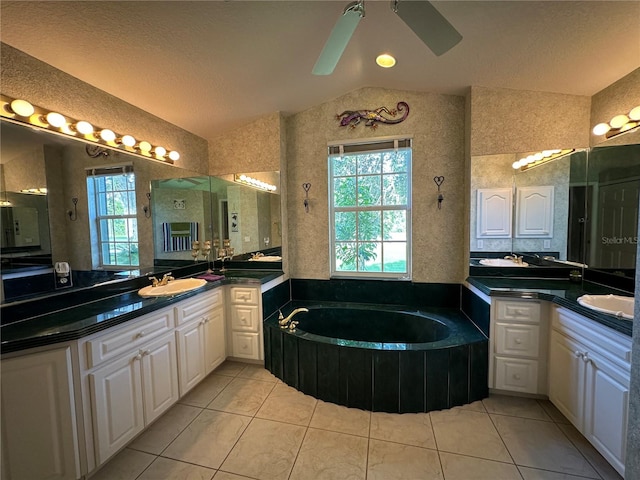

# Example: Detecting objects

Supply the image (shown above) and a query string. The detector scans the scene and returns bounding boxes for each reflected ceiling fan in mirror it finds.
[312,0,463,75]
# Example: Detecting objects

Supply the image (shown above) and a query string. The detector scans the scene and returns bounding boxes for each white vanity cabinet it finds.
[1,346,81,480]
[227,285,263,360]
[175,289,226,395]
[548,306,631,477]
[80,306,179,467]
[489,298,548,394]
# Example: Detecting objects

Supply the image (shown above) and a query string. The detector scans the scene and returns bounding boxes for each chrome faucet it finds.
[278,308,309,328]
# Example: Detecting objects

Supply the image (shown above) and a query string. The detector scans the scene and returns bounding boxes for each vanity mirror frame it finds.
[0,118,282,305]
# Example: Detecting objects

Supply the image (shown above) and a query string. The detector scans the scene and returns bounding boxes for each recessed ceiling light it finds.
[376,54,396,68]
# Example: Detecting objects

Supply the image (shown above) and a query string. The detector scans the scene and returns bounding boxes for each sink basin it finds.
[249,255,282,262]
[479,258,529,267]
[577,294,634,320]
[138,278,207,297]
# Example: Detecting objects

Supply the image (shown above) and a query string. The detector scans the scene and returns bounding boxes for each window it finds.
[86,166,139,268]
[329,138,412,279]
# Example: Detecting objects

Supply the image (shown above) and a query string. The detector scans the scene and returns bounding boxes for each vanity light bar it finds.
[512,149,575,171]
[19,188,48,195]
[234,174,277,192]
[0,95,180,165]
[592,105,640,138]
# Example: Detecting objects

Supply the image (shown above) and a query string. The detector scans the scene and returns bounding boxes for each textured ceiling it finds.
[1,1,639,140]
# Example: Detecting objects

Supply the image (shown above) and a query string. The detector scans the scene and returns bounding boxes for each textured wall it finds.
[286,87,465,283]
[0,43,209,175]
[590,67,640,147]
[209,112,282,175]
[469,86,591,156]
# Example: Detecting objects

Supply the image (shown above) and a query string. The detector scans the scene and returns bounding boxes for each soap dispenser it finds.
[54,262,73,288]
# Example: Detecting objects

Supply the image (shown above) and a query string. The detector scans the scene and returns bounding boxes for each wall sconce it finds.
[592,106,640,139]
[512,149,575,171]
[1,94,181,165]
[68,197,78,221]
[143,192,151,218]
[234,174,277,192]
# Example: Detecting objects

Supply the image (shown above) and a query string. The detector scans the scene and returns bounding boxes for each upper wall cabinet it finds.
[515,186,554,238]
[477,188,513,238]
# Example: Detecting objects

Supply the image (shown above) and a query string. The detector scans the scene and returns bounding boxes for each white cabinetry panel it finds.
[515,185,554,237]
[477,188,512,238]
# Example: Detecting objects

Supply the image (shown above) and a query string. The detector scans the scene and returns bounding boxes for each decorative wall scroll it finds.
[337,101,409,129]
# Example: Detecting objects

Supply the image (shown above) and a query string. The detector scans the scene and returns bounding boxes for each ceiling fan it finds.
[312,0,462,75]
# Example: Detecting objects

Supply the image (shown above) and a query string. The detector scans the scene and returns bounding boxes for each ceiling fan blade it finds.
[312,1,364,75]
[393,0,462,56]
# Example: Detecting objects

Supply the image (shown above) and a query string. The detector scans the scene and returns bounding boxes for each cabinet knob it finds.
[514,338,522,344]
[142,350,150,356]
[242,344,248,349]
[573,350,583,359]
[136,331,145,338]
[582,352,591,364]
[133,353,142,361]
[513,374,521,380]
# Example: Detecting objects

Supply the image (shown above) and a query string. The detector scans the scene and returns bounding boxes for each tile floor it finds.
[90,361,623,480]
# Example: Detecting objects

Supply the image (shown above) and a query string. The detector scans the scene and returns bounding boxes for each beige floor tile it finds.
[162,410,251,469]
[237,363,279,382]
[538,400,571,424]
[256,382,317,426]
[440,452,521,479]
[137,457,216,480]
[179,374,233,408]
[430,408,511,462]
[367,438,443,480]
[309,400,370,437]
[213,361,247,377]
[557,423,623,480]
[220,418,306,480]
[206,377,275,416]
[289,428,368,480]
[370,411,436,449]
[89,448,155,480]
[130,404,202,455]
[519,465,599,479]
[483,395,552,421]
[491,414,599,478]
[213,472,255,480]
[458,399,487,412]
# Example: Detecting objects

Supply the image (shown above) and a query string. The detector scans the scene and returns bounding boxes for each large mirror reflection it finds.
[0,120,282,304]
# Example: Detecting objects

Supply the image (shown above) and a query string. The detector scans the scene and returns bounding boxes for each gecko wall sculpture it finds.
[337,101,409,129]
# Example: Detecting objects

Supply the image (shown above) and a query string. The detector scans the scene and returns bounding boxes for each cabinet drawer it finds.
[231,332,260,360]
[494,356,538,393]
[495,299,540,322]
[86,308,174,369]
[175,289,223,325]
[495,323,539,357]
[231,305,260,332]
[229,286,259,305]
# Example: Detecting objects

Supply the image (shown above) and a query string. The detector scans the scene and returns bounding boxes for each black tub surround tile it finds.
[461,285,491,336]
[1,269,284,354]
[264,301,488,414]
[467,277,632,337]
[261,279,290,319]
[291,278,460,308]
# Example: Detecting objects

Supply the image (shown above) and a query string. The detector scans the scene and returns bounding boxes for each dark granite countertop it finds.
[466,277,633,337]
[1,269,284,355]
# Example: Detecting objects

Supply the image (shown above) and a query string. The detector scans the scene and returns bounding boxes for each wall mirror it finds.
[0,119,282,304]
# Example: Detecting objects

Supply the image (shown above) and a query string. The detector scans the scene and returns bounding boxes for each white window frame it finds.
[328,136,412,280]
[86,165,139,269]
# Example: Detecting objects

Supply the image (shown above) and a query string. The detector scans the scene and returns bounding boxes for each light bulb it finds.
[154,146,166,157]
[45,112,66,128]
[592,123,611,135]
[122,135,136,147]
[10,99,34,117]
[168,151,180,161]
[139,141,152,152]
[376,54,396,68]
[100,129,116,142]
[75,121,94,135]
[629,106,640,121]
[610,114,629,129]
[512,161,521,169]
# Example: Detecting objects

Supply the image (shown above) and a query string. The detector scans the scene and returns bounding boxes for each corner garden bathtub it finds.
[264,302,488,413]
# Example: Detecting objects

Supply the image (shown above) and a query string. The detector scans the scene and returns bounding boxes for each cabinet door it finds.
[89,352,144,465]
[140,333,179,424]
[1,348,80,480]
[515,185,554,237]
[476,188,512,238]
[583,350,629,476]
[176,320,206,396]
[231,332,261,360]
[548,330,585,429]
[204,306,226,374]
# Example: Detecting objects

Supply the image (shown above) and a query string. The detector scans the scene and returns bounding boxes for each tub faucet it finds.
[279,308,309,328]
